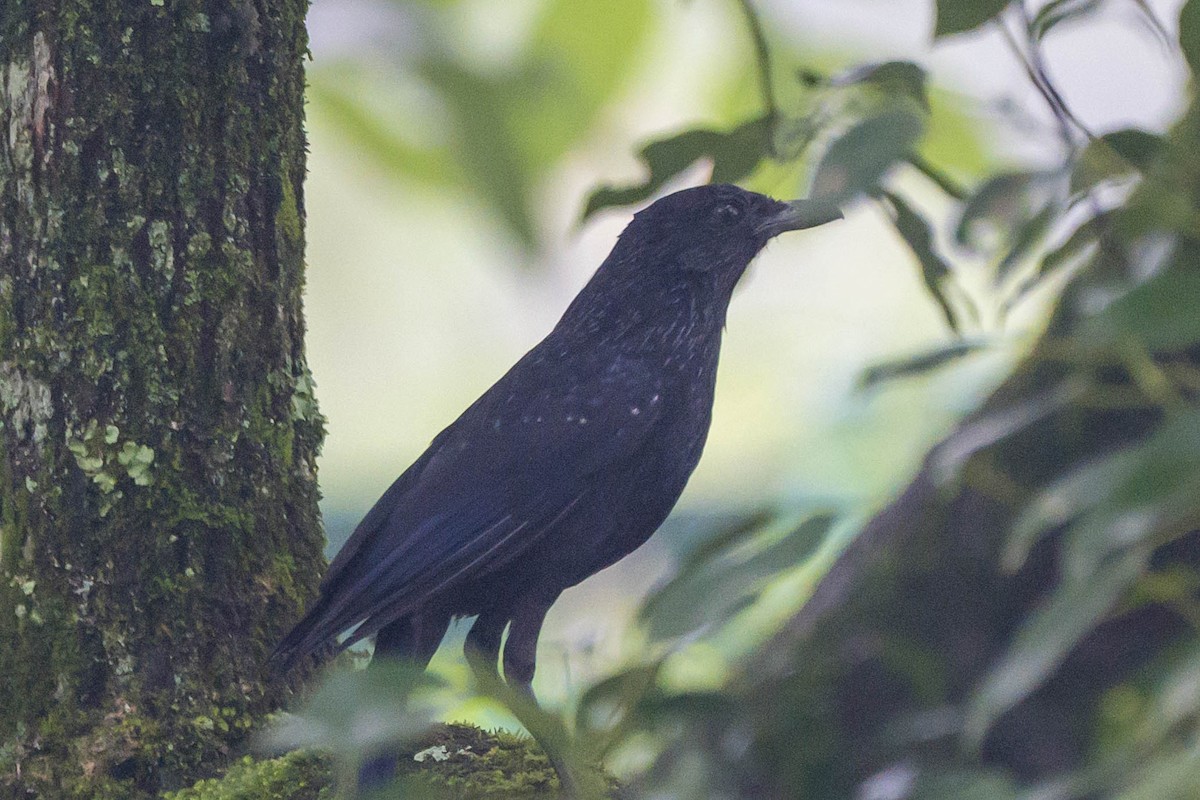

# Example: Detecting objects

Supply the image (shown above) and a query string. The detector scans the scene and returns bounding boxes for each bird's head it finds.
[559,184,842,342]
[611,183,842,296]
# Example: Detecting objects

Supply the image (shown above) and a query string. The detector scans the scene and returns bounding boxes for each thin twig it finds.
[735,0,781,153]
[994,15,1077,147]
[1128,0,1172,47]
[1014,0,1097,143]
[907,153,970,201]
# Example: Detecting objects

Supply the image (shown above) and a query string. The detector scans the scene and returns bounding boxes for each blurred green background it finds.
[298,0,1186,721]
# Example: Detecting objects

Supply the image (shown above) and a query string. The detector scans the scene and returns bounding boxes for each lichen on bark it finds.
[0,1,325,797]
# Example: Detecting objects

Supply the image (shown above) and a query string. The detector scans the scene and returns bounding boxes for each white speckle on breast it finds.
[630,407,640,416]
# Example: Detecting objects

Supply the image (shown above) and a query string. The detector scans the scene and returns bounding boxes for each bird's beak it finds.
[756,198,844,239]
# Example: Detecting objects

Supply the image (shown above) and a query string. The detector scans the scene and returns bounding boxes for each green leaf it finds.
[1101,128,1165,172]
[994,201,1057,284]
[511,0,654,167]
[830,61,929,109]
[808,109,926,204]
[419,59,539,247]
[1115,745,1200,800]
[1060,413,1200,582]
[576,664,661,741]
[1079,252,1200,351]
[306,73,460,189]
[260,660,442,758]
[1042,215,1103,273]
[857,340,987,391]
[911,770,1023,800]
[1181,0,1200,76]
[640,514,835,641]
[966,545,1148,745]
[1007,412,1200,576]
[1071,129,1164,195]
[882,192,962,333]
[934,0,1012,37]
[582,117,771,219]
[955,171,1040,251]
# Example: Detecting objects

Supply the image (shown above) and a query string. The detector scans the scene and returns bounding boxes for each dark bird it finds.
[272,183,840,791]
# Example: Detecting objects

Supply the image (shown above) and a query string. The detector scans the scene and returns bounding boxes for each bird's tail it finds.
[269,595,344,672]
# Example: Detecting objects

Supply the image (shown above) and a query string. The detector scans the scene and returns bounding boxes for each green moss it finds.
[1,0,326,796]
[163,753,334,800]
[157,724,621,800]
[396,724,619,799]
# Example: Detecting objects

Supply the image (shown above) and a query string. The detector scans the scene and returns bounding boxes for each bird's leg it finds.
[501,595,553,697]
[502,595,590,798]
[464,611,506,684]
[357,612,450,795]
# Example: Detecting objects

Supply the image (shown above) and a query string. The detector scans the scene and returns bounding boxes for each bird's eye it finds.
[713,203,741,225]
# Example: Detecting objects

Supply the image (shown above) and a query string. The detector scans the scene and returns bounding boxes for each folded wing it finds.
[272,352,665,667]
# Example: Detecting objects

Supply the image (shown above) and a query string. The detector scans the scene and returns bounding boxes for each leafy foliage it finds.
[934,0,1012,38]
[308,0,654,249]
[284,1,1200,799]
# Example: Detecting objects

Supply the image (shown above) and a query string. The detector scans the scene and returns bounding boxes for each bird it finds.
[271,182,841,792]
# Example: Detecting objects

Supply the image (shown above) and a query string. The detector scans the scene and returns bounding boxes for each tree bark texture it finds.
[0,1,324,797]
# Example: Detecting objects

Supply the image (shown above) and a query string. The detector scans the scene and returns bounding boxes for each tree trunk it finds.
[0,2,324,797]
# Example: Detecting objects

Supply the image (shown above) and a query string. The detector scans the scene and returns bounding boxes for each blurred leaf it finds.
[1181,0,1200,76]
[1061,413,1200,582]
[808,109,926,203]
[261,660,443,758]
[1002,212,1110,321]
[1005,449,1135,572]
[307,71,460,188]
[1137,644,1200,742]
[830,61,929,109]
[511,0,654,165]
[966,545,1148,745]
[932,381,1084,482]
[419,59,539,246]
[995,202,1057,284]
[1040,213,1106,274]
[1079,252,1200,351]
[1007,412,1200,577]
[934,0,1011,38]
[955,171,1040,251]
[857,341,988,391]
[576,664,662,743]
[640,514,835,641]
[1102,128,1166,172]
[1031,0,1105,39]
[396,0,654,245]
[583,117,771,219]
[883,192,962,333]
[1114,745,1200,800]
[1071,130,1164,195]
[911,769,1023,800]
[674,510,775,571]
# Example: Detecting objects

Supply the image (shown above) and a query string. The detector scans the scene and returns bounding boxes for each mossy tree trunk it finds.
[0,1,324,797]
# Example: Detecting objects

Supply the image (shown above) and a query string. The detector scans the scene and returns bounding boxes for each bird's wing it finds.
[274,352,666,663]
